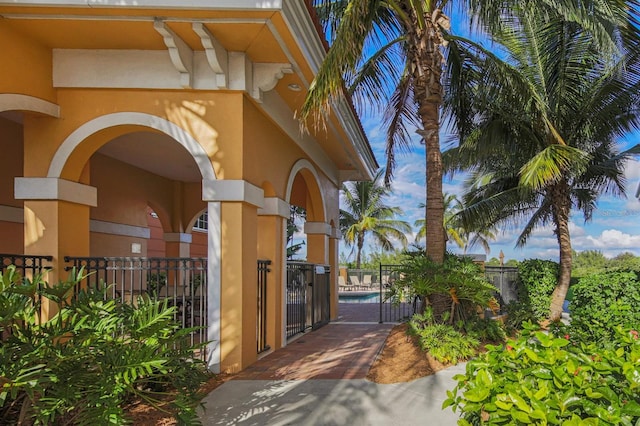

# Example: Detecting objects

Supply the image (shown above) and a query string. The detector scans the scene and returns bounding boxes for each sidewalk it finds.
[199,309,463,425]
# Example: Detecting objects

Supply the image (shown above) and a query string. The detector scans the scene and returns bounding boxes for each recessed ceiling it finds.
[97,131,201,182]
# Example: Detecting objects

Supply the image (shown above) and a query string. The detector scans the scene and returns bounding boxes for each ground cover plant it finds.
[0,265,209,425]
[445,322,640,425]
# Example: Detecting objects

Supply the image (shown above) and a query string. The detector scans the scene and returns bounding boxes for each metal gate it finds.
[484,266,519,304]
[378,264,421,323]
[286,262,330,339]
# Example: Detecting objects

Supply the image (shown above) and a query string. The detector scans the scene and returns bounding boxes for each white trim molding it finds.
[0,0,282,8]
[47,112,217,184]
[304,221,331,236]
[206,201,222,372]
[163,232,193,243]
[14,177,97,207]
[257,197,290,218]
[285,159,327,221]
[0,94,60,117]
[90,220,150,238]
[0,205,24,223]
[202,180,264,208]
[330,227,341,240]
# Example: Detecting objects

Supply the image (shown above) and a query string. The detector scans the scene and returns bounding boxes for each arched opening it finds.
[0,95,59,257]
[41,113,219,370]
[284,160,331,339]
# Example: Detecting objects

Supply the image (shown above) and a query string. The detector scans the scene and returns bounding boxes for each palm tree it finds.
[301,0,632,267]
[415,192,496,254]
[340,170,411,269]
[415,193,463,247]
[445,3,640,321]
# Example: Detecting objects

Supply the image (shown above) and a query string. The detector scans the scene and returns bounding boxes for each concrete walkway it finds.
[199,308,464,424]
[198,365,465,425]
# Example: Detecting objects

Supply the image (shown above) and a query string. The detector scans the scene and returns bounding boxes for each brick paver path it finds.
[233,321,393,381]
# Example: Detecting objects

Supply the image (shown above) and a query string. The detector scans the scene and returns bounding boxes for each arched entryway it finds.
[284,160,333,339]
[17,112,221,371]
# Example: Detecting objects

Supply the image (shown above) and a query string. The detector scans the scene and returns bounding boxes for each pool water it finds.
[338,293,380,303]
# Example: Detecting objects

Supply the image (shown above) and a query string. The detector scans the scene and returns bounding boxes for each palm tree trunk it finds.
[411,10,446,264]
[355,233,364,270]
[549,182,572,322]
[410,8,448,320]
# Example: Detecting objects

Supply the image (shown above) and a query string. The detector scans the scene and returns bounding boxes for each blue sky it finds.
[311,8,640,264]
[353,113,640,263]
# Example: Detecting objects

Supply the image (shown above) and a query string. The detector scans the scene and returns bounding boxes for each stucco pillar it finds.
[329,226,340,321]
[203,179,264,373]
[257,197,289,352]
[14,177,96,320]
[304,221,330,265]
[164,232,192,257]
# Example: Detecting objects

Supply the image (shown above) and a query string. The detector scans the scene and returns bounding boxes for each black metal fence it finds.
[64,256,208,360]
[286,262,330,340]
[257,259,271,354]
[0,253,53,277]
[378,264,420,322]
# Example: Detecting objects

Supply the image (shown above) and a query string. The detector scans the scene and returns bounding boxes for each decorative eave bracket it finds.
[193,23,228,89]
[154,19,193,89]
[252,63,293,103]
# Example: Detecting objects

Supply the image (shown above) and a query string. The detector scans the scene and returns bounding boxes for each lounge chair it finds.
[338,275,349,291]
[362,274,373,289]
[349,275,361,290]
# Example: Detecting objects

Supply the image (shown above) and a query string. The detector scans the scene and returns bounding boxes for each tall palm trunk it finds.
[410,8,448,320]
[410,9,446,264]
[355,233,364,269]
[549,181,573,322]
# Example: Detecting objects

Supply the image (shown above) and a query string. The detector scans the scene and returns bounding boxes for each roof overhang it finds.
[0,0,377,183]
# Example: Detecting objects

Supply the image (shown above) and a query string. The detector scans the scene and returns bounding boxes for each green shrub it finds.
[408,312,480,364]
[390,251,498,324]
[503,300,537,332]
[444,322,640,425]
[462,317,507,344]
[516,259,559,322]
[0,266,209,425]
[570,271,640,343]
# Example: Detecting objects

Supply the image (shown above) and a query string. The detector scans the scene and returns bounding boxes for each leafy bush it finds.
[503,300,537,332]
[390,251,498,324]
[444,322,640,425]
[408,311,480,364]
[0,266,209,425]
[570,271,640,343]
[462,317,507,344]
[516,259,559,322]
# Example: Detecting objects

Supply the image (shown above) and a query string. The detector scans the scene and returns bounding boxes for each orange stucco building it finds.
[0,0,376,373]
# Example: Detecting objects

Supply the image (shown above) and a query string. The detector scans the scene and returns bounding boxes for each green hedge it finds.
[570,271,640,343]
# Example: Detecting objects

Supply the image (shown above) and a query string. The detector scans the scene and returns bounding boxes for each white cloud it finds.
[585,229,640,249]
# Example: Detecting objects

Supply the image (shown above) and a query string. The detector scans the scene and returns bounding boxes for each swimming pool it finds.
[338,292,380,303]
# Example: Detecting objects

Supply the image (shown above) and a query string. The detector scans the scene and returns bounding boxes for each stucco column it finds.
[203,179,264,373]
[257,197,289,352]
[329,226,340,321]
[14,177,96,320]
[304,221,330,265]
[164,232,192,257]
